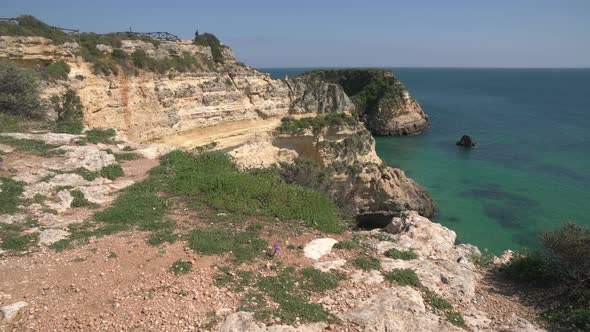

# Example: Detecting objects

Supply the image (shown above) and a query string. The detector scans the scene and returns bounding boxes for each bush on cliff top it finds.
[502,223,590,330]
[194,33,223,63]
[277,113,359,134]
[0,15,73,45]
[0,62,42,119]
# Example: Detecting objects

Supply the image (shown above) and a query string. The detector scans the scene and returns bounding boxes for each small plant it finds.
[384,248,418,260]
[42,60,70,81]
[468,249,495,267]
[353,257,381,271]
[51,90,84,134]
[70,190,98,208]
[114,152,138,161]
[108,252,118,258]
[300,268,341,293]
[100,163,124,180]
[147,230,178,246]
[33,193,46,205]
[446,311,466,327]
[77,167,98,181]
[333,239,360,250]
[71,256,86,262]
[85,128,117,144]
[383,268,420,287]
[170,259,193,275]
[424,289,453,310]
[501,250,560,285]
[0,177,25,214]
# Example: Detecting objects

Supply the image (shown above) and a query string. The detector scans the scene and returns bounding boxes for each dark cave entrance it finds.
[355,213,395,230]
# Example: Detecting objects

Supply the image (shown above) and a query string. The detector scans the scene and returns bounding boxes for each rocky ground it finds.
[0,131,547,331]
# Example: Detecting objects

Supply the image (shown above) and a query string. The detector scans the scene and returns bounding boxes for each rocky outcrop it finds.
[297,69,429,136]
[456,135,476,148]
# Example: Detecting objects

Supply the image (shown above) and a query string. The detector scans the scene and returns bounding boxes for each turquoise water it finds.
[260,68,590,253]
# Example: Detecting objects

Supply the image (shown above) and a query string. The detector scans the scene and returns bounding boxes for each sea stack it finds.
[456,134,476,148]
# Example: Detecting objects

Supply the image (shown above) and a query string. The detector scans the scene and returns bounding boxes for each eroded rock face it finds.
[339,287,462,332]
[336,165,435,219]
[296,69,429,136]
[219,312,326,332]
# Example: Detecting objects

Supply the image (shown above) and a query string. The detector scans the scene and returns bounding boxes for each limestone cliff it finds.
[0,34,434,220]
[298,69,429,136]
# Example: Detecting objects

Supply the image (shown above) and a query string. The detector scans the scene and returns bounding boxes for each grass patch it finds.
[299,267,342,293]
[85,128,117,144]
[76,167,98,181]
[42,208,58,215]
[424,289,452,310]
[255,266,329,324]
[501,250,560,286]
[383,268,420,287]
[0,113,25,133]
[70,190,99,208]
[170,259,192,275]
[0,177,25,214]
[108,251,118,258]
[333,239,359,250]
[384,248,418,260]
[353,257,381,271]
[446,311,466,327]
[160,151,342,233]
[33,193,46,205]
[100,163,124,180]
[147,230,178,246]
[0,222,39,253]
[188,227,267,264]
[0,136,62,157]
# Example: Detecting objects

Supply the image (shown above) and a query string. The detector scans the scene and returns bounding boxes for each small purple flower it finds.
[273,243,280,255]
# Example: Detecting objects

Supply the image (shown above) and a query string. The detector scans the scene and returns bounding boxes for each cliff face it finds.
[297,69,429,136]
[0,35,434,219]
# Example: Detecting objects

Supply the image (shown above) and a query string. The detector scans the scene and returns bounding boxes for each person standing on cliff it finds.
[194,30,199,39]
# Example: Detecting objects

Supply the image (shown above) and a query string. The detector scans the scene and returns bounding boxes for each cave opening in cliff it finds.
[355,213,394,230]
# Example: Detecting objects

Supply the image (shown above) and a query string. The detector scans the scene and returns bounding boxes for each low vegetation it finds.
[100,163,125,180]
[383,268,421,287]
[502,223,590,330]
[0,15,73,45]
[0,221,39,253]
[42,60,70,81]
[384,248,418,260]
[194,33,223,63]
[0,177,25,214]
[188,227,267,264]
[277,113,358,134]
[0,62,42,118]
[353,256,381,271]
[446,311,466,327]
[333,239,360,249]
[85,128,117,144]
[169,259,193,275]
[0,136,63,157]
[51,89,84,134]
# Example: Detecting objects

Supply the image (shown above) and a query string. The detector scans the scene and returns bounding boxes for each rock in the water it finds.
[456,135,476,148]
[303,238,338,260]
[1,301,28,321]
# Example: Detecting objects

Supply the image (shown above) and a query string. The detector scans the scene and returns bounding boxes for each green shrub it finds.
[0,113,25,133]
[501,250,560,286]
[70,190,98,208]
[42,60,70,81]
[353,257,381,271]
[446,311,466,327]
[194,33,223,63]
[85,128,117,144]
[0,15,73,45]
[384,248,418,260]
[0,62,42,118]
[383,268,420,287]
[424,289,453,310]
[542,223,590,282]
[0,136,62,157]
[169,259,192,275]
[0,177,25,214]
[333,239,360,250]
[300,268,341,293]
[100,163,124,180]
[188,227,267,264]
[51,89,84,134]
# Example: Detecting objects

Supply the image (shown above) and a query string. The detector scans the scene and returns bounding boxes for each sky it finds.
[2,0,589,68]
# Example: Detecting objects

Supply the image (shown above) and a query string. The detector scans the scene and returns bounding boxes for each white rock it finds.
[1,301,28,321]
[0,133,83,145]
[39,228,69,245]
[338,287,462,332]
[313,259,346,272]
[136,145,176,159]
[303,238,338,260]
[219,312,326,332]
[0,144,14,153]
[0,214,26,225]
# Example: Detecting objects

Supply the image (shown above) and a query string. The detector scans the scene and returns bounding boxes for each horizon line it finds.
[257,66,590,70]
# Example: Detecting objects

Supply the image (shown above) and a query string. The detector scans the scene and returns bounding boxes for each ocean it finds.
[260,68,590,253]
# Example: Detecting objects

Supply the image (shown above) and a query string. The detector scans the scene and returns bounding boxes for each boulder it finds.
[218,312,326,332]
[1,301,28,321]
[456,135,476,148]
[303,238,338,260]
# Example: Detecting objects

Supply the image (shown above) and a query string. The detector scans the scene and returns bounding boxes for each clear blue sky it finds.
[2,0,589,68]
